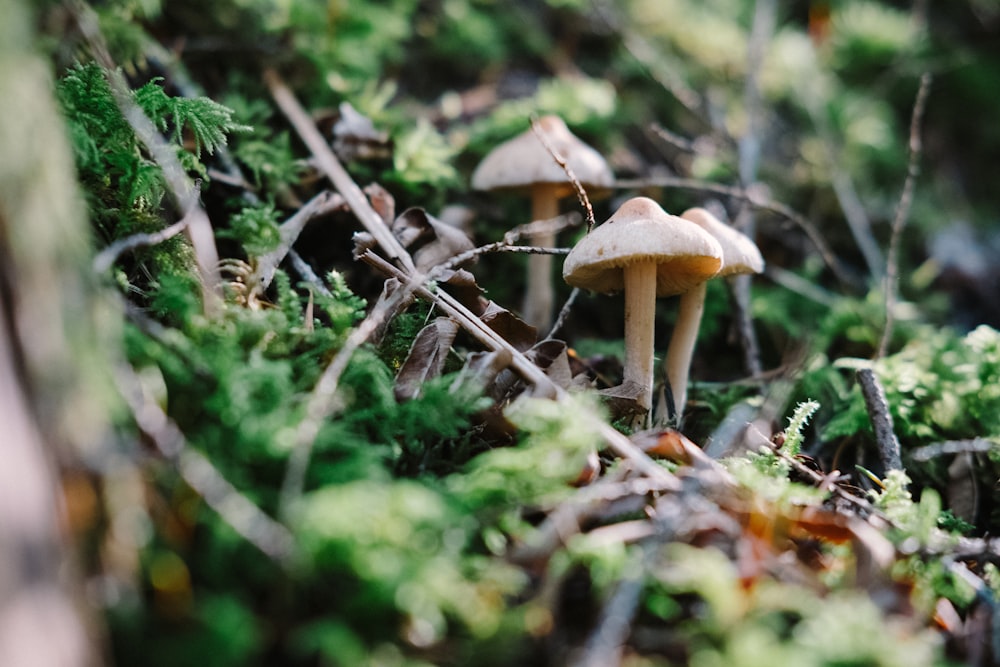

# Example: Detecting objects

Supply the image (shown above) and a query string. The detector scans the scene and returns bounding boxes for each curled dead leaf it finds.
[393,317,460,401]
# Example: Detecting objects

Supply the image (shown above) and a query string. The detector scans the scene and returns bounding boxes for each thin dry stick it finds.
[856,368,903,473]
[878,73,932,359]
[731,0,776,380]
[530,115,598,232]
[70,1,222,314]
[545,287,580,341]
[264,68,415,273]
[252,190,345,293]
[287,250,333,298]
[116,364,296,563]
[912,438,994,462]
[802,78,884,281]
[93,217,190,274]
[590,1,704,122]
[431,242,570,278]
[571,544,651,667]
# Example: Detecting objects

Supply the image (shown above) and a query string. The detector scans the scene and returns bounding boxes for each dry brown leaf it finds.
[480,301,537,352]
[392,207,476,272]
[332,102,391,162]
[364,183,395,224]
[526,339,573,389]
[393,317,460,401]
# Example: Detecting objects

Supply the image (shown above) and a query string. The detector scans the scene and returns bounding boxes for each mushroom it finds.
[472,115,613,330]
[562,197,723,419]
[659,207,764,422]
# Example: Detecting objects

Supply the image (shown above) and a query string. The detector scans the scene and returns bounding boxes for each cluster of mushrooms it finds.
[473,116,764,426]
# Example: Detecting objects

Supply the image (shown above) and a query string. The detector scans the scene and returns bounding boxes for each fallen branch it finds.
[115,363,296,564]
[92,216,190,274]
[264,68,415,273]
[856,368,903,473]
[878,73,932,359]
[252,189,345,293]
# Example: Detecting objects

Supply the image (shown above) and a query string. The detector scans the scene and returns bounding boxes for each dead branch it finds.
[252,190,346,293]
[878,73,932,359]
[264,68,415,273]
[530,115,597,232]
[115,364,296,564]
[856,368,903,473]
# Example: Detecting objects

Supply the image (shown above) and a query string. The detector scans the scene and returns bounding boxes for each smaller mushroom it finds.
[659,207,764,422]
[562,197,723,419]
[472,115,613,331]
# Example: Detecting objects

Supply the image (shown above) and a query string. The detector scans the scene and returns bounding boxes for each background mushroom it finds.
[659,207,765,424]
[562,197,723,421]
[472,115,613,331]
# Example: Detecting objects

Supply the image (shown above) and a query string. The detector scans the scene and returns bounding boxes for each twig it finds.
[912,438,993,462]
[286,250,333,298]
[70,0,222,315]
[590,1,705,124]
[264,68,415,273]
[505,212,583,244]
[764,265,837,306]
[730,0,776,380]
[115,364,295,564]
[944,559,1000,659]
[93,217,190,274]
[252,190,345,293]
[856,368,903,473]
[545,287,580,341]
[530,115,597,232]
[431,242,570,278]
[877,73,932,359]
[615,176,856,286]
[649,123,696,153]
[571,544,651,667]
[801,73,884,282]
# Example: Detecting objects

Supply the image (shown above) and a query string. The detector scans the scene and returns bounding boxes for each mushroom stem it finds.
[622,261,658,414]
[662,281,708,421]
[523,183,561,330]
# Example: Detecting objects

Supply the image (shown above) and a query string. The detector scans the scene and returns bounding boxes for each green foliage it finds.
[133,79,250,161]
[781,400,820,457]
[645,544,942,667]
[449,393,604,514]
[294,479,523,651]
[219,202,282,256]
[389,118,460,192]
[57,62,247,279]
[824,326,1000,447]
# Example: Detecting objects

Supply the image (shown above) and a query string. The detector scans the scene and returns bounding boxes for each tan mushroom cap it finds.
[563,197,724,296]
[471,115,613,197]
[680,208,764,277]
